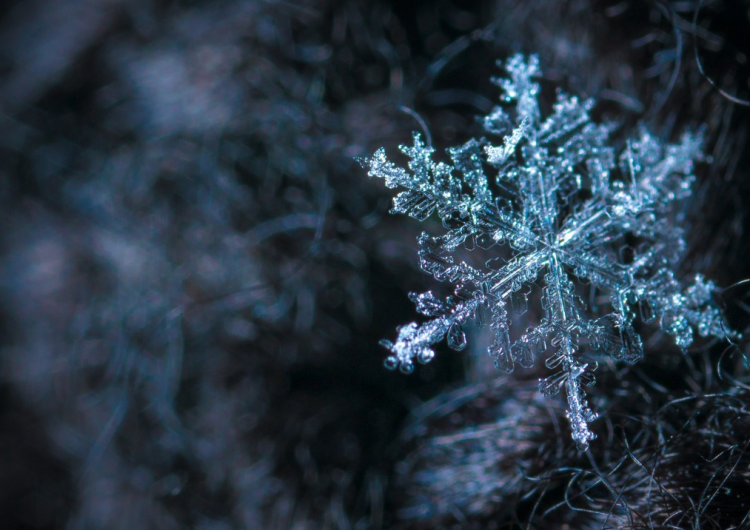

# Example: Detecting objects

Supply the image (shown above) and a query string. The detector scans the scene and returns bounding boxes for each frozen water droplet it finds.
[399,361,414,374]
[384,356,399,370]
[447,323,467,351]
[417,348,435,364]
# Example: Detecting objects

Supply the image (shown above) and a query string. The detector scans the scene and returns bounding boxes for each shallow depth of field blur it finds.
[1,1,750,529]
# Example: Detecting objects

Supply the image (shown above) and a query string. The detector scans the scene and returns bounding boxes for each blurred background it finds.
[1,0,750,528]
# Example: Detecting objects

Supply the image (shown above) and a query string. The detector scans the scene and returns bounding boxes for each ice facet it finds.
[447,323,468,351]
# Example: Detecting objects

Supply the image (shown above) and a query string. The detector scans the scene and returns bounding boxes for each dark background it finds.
[1,0,750,528]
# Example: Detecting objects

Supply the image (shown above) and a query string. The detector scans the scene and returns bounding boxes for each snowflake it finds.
[359,54,738,450]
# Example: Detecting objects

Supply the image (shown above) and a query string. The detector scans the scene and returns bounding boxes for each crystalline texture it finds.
[359,54,739,450]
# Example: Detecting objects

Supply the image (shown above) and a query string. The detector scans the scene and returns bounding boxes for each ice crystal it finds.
[360,54,738,450]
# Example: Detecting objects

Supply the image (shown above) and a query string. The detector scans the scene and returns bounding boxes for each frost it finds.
[359,54,739,450]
